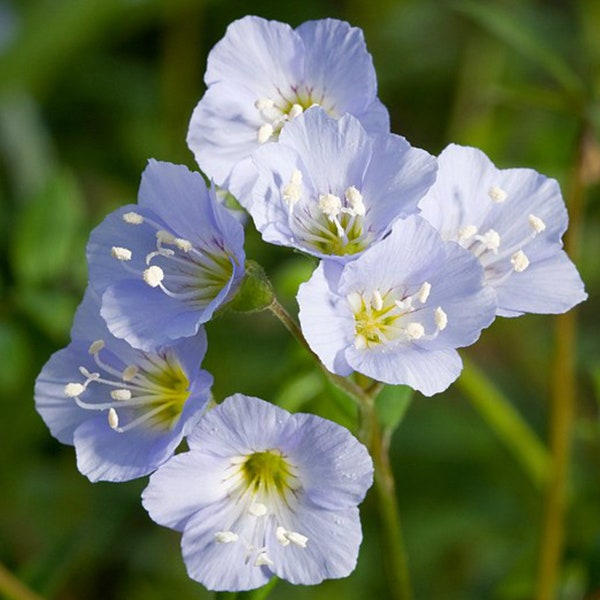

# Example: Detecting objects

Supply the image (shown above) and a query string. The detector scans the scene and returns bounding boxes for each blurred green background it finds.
[1,0,599,599]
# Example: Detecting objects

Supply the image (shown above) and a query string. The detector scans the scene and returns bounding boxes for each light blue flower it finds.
[187,16,390,203]
[297,216,496,396]
[34,288,213,482]
[250,107,436,261]
[87,159,245,351]
[142,394,373,591]
[418,144,587,316]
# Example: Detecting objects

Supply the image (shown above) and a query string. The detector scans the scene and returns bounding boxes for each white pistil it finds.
[282,169,303,207]
[214,531,239,544]
[417,282,431,303]
[88,339,105,354]
[254,551,274,567]
[288,103,304,119]
[111,389,132,401]
[122,365,139,381]
[108,408,119,430]
[143,265,164,287]
[123,211,144,224]
[276,526,308,548]
[434,307,448,331]
[475,229,501,253]
[248,502,268,517]
[64,382,85,398]
[257,123,274,144]
[458,225,478,241]
[344,186,366,216]
[405,322,425,340]
[111,246,132,261]
[488,186,507,203]
[371,290,384,311]
[511,250,529,272]
[528,214,546,234]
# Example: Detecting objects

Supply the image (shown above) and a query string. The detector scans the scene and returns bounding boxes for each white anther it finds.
[122,365,139,381]
[371,290,384,311]
[257,123,274,144]
[123,211,144,224]
[476,229,501,253]
[395,297,413,312]
[254,551,274,567]
[255,97,274,111]
[434,307,448,331]
[458,225,478,241]
[354,334,368,350]
[347,291,363,313]
[156,230,176,244]
[282,169,303,207]
[318,193,342,219]
[488,186,507,203]
[214,531,239,544]
[528,214,546,234]
[417,282,431,304]
[276,526,307,548]
[288,103,304,120]
[111,389,132,401]
[64,383,85,398]
[111,246,132,261]
[511,250,529,272]
[143,265,164,287]
[88,339,105,354]
[174,238,192,252]
[405,322,425,340]
[248,502,267,517]
[108,408,119,430]
[344,186,366,216]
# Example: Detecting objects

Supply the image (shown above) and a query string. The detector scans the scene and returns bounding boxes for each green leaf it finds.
[375,385,413,433]
[10,169,85,286]
[275,370,323,413]
[451,0,586,101]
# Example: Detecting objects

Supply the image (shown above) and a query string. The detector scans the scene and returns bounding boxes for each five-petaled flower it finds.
[187,15,390,203]
[87,159,246,351]
[142,394,373,591]
[298,216,497,396]
[249,107,437,261]
[34,288,213,482]
[418,143,587,317]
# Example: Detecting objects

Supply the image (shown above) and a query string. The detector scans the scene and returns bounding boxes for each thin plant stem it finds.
[267,296,412,600]
[458,355,551,489]
[535,124,589,600]
[0,562,43,600]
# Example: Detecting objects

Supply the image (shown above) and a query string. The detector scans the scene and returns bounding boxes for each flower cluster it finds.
[34,14,586,594]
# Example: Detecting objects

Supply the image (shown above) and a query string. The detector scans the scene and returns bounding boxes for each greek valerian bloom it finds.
[250,107,437,261]
[142,394,373,591]
[34,288,213,482]
[187,15,390,203]
[297,216,496,396]
[87,159,245,351]
[418,144,587,316]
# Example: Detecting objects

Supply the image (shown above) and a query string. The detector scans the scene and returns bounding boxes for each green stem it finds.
[457,355,551,489]
[534,123,588,600]
[0,562,43,600]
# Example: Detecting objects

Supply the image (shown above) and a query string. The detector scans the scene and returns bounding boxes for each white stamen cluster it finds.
[255,95,308,144]
[282,169,303,208]
[111,246,132,261]
[488,186,507,203]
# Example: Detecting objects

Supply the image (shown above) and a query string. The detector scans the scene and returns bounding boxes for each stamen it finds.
[143,265,164,287]
[528,214,546,234]
[371,290,384,311]
[417,282,431,303]
[405,322,425,340]
[344,186,366,216]
[511,250,529,272]
[88,340,105,354]
[174,238,192,252]
[347,291,363,313]
[254,551,274,567]
[64,382,85,398]
[354,334,368,350]
[488,186,507,203]
[282,169,303,207]
[257,123,274,144]
[108,408,119,430]
[318,193,342,219]
[248,502,268,517]
[458,225,478,241]
[156,230,176,245]
[288,103,304,119]
[276,527,308,548]
[122,365,139,381]
[434,307,448,331]
[111,389,132,401]
[395,297,413,312]
[215,531,239,544]
[475,229,501,253]
[111,246,132,261]
[123,212,144,224]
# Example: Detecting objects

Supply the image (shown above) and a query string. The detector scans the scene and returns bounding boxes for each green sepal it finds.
[228,260,274,313]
